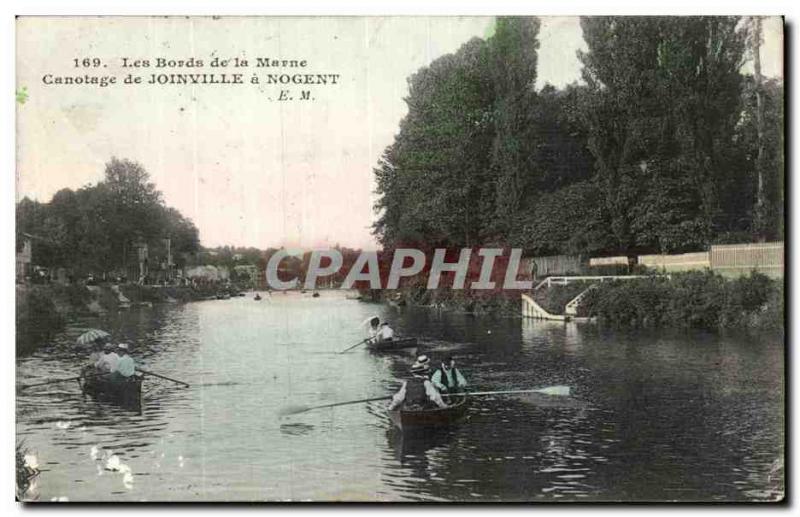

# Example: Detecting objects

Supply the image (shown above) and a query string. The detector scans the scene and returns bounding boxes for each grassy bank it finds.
[364,271,783,333]
[578,271,783,331]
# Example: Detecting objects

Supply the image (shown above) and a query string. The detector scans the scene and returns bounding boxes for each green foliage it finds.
[16,286,66,354]
[515,180,613,255]
[580,271,782,330]
[16,158,199,276]
[373,16,782,256]
[16,440,38,500]
[374,37,495,246]
[578,17,749,253]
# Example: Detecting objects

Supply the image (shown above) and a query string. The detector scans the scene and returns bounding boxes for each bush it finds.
[16,287,66,355]
[579,271,783,331]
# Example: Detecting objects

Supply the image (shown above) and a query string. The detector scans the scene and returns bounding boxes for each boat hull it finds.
[389,396,468,431]
[366,337,418,352]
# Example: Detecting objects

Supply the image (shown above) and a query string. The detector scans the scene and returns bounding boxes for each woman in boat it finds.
[95,342,120,374]
[387,355,447,411]
[366,316,381,341]
[431,356,468,394]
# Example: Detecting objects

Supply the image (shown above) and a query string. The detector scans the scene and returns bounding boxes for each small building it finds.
[185,265,230,284]
[15,237,32,282]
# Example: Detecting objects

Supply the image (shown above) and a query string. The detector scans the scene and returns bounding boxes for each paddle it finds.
[339,338,371,354]
[443,386,571,398]
[278,395,393,417]
[135,368,190,388]
[278,386,571,418]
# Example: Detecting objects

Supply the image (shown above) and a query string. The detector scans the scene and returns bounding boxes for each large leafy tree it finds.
[578,16,747,253]
[487,17,541,237]
[374,37,495,247]
[16,158,200,276]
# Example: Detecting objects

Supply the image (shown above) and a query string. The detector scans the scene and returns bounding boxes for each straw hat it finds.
[411,354,430,373]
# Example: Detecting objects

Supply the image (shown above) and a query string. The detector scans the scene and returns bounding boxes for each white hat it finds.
[117,343,129,350]
[411,355,430,373]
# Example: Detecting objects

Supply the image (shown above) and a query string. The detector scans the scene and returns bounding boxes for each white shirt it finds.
[95,352,119,373]
[376,326,395,341]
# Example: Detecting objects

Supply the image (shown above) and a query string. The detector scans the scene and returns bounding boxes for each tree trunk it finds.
[752,16,768,242]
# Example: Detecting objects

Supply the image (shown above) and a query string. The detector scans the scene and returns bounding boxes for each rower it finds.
[375,322,395,343]
[388,355,447,410]
[111,344,136,383]
[95,342,119,374]
[431,355,468,394]
[367,317,381,341]
[87,338,105,368]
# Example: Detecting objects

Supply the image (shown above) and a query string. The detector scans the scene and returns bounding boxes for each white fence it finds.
[638,252,710,272]
[710,242,783,278]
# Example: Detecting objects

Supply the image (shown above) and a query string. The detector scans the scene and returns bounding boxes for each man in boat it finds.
[87,339,105,368]
[431,356,468,394]
[94,342,119,374]
[388,355,448,410]
[110,343,136,383]
[374,321,395,343]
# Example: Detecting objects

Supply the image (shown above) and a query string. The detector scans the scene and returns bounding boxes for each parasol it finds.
[76,329,110,346]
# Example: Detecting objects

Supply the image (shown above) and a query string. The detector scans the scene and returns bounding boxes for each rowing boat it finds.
[366,337,418,352]
[389,396,468,431]
[80,373,143,408]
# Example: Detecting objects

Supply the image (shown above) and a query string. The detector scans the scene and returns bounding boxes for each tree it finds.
[15,158,200,277]
[487,17,541,237]
[578,16,747,253]
[373,37,495,247]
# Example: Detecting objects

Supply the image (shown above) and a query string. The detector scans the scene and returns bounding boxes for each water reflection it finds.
[16,293,784,502]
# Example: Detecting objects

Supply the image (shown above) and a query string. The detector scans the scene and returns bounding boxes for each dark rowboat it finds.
[389,396,468,431]
[366,337,418,352]
[79,373,143,408]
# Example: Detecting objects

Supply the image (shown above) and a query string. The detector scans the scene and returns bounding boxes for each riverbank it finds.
[15,283,240,355]
[580,271,784,331]
[365,271,783,333]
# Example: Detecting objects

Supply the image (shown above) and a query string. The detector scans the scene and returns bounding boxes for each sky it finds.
[16,16,783,250]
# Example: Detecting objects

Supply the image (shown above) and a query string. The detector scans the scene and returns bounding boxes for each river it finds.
[16,290,784,502]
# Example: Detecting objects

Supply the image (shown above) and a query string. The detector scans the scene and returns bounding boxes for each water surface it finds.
[16,291,784,501]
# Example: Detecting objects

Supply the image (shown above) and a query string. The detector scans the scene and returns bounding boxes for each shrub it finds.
[16,287,65,355]
[579,271,783,331]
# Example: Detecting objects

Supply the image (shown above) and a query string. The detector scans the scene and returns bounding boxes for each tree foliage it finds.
[17,158,199,276]
[373,16,782,256]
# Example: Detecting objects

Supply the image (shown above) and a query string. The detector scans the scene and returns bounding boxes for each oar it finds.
[278,395,393,417]
[444,386,571,398]
[19,372,110,390]
[339,338,370,354]
[136,368,190,388]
